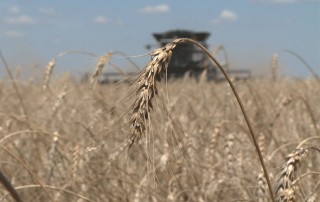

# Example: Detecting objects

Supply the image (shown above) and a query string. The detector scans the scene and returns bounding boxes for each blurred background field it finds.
[0,70,319,201]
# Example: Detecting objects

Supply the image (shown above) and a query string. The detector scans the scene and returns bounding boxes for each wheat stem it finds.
[128,38,275,201]
[281,49,320,83]
[0,51,30,127]
[0,170,23,202]
[172,38,275,202]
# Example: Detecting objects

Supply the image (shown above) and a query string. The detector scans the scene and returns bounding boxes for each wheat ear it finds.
[274,147,308,202]
[225,133,235,176]
[46,135,59,184]
[91,52,112,87]
[256,171,268,202]
[129,42,176,144]
[43,59,56,90]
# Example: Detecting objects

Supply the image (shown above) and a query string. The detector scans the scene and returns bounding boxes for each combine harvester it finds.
[103,30,251,83]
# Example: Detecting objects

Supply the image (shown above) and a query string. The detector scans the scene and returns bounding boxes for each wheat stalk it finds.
[0,145,54,200]
[281,49,320,83]
[272,53,278,81]
[212,45,223,56]
[112,50,141,70]
[267,94,294,139]
[43,50,99,90]
[0,52,30,128]
[212,45,229,72]
[0,170,22,202]
[296,96,320,136]
[0,184,93,202]
[128,38,275,201]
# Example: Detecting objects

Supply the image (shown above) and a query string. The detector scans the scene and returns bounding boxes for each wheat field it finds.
[0,40,319,202]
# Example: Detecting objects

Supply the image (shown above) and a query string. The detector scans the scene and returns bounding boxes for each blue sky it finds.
[0,0,319,78]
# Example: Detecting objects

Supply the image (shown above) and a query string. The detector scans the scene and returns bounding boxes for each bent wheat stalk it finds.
[112,51,141,70]
[43,50,99,90]
[212,45,229,72]
[128,38,275,202]
[281,49,320,83]
[0,51,30,127]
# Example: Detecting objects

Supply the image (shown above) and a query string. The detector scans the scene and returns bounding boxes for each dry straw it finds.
[280,49,320,83]
[128,38,276,202]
